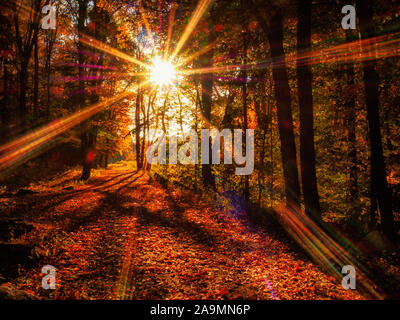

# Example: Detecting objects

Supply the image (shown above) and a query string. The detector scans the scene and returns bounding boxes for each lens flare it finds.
[150,57,176,87]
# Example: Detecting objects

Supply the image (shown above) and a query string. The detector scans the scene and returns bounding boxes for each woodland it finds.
[0,0,400,300]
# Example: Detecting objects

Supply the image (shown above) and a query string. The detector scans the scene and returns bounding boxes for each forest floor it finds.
[0,163,366,299]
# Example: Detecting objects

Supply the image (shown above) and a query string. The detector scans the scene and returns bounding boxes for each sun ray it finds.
[170,0,214,60]
[0,77,151,178]
[79,34,150,68]
[274,204,384,299]
[176,31,400,78]
[163,2,178,59]
[176,41,216,67]
[9,0,152,72]
[55,62,119,71]
[179,63,246,75]
[0,91,129,177]
[51,71,151,84]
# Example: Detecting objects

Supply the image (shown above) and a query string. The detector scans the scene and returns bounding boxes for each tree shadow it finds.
[1,171,138,221]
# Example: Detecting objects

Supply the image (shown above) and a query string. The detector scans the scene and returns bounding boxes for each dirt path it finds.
[0,165,364,299]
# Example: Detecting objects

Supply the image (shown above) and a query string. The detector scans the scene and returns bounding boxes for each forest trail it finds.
[1,165,365,299]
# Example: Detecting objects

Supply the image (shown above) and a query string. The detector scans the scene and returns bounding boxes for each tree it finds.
[251,2,301,209]
[135,86,143,170]
[296,0,321,220]
[343,29,359,218]
[13,0,43,125]
[76,0,95,181]
[241,0,250,203]
[356,0,396,239]
[199,12,216,189]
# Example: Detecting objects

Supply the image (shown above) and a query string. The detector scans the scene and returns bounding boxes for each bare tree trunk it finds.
[296,0,321,220]
[194,86,200,192]
[254,97,266,206]
[19,59,29,124]
[241,1,250,203]
[141,98,146,169]
[135,89,142,170]
[13,0,42,125]
[199,15,216,189]
[77,0,91,181]
[177,93,184,132]
[356,0,396,239]
[45,28,57,120]
[343,30,359,216]
[1,64,9,129]
[104,153,109,169]
[254,5,301,209]
[33,22,39,116]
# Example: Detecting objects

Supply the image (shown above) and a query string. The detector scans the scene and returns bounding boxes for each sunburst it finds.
[149,57,177,87]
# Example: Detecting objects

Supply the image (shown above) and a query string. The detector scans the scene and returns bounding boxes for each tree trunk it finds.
[33,24,39,116]
[104,153,109,169]
[45,29,56,120]
[141,99,146,169]
[1,64,9,129]
[78,0,91,181]
[199,18,216,189]
[343,30,359,216]
[13,2,38,126]
[356,0,396,239]
[19,60,28,124]
[81,131,96,181]
[135,89,142,170]
[296,0,321,220]
[256,6,301,209]
[194,86,200,192]
[241,1,250,203]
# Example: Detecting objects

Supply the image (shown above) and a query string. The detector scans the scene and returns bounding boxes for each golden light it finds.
[150,57,177,87]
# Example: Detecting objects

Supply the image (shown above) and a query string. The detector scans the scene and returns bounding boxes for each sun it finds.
[150,57,177,87]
